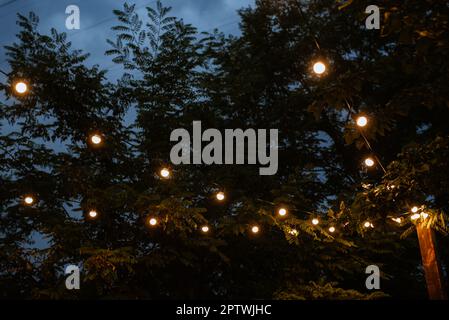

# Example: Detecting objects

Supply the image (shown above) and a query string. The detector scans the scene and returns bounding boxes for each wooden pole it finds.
[416,224,447,300]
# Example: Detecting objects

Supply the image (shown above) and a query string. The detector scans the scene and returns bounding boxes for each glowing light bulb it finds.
[421,212,429,219]
[201,226,210,233]
[392,217,403,224]
[364,221,371,228]
[88,210,98,218]
[411,206,419,213]
[312,218,319,225]
[313,61,326,75]
[24,196,34,205]
[160,168,170,179]
[411,214,420,221]
[216,192,225,201]
[278,208,287,217]
[14,81,28,94]
[364,158,375,167]
[149,218,158,226]
[289,229,298,236]
[329,226,336,233]
[251,226,260,234]
[90,134,102,145]
[356,116,368,127]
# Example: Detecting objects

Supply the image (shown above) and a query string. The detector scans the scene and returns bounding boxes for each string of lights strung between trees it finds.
[2,57,430,239]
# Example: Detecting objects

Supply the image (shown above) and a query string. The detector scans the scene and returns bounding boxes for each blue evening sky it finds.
[0,0,254,78]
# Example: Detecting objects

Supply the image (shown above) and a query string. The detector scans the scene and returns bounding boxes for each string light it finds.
[312,61,326,75]
[278,208,287,217]
[3,69,427,242]
[90,134,103,145]
[216,192,225,201]
[148,217,158,226]
[23,196,34,206]
[356,116,368,127]
[14,81,28,94]
[88,210,98,219]
[364,158,375,167]
[160,168,170,179]
[421,212,429,219]
[392,217,403,224]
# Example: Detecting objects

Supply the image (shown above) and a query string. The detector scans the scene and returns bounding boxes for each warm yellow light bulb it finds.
[289,229,299,236]
[88,210,98,218]
[251,226,260,234]
[421,212,429,219]
[24,196,34,205]
[278,208,287,217]
[313,61,326,75]
[356,116,368,127]
[411,206,419,213]
[201,226,210,233]
[364,221,371,228]
[364,158,375,167]
[216,192,225,201]
[149,218,158,226]
[329,226,336,233]
[392,217,402,224]
[14,81,28,94]
[90,134,102,145]
[312,218,319,225]
[160,168,170,178]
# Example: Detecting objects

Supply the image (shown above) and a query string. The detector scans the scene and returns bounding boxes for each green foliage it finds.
[2,0,448,299]
[274,280,388,300]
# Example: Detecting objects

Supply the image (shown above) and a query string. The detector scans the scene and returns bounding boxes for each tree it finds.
[1,0,447,299]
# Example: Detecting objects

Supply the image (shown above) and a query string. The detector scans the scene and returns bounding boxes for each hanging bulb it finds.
[201,226,210,233]
[411,213,421,221]
[421,212,429,219]
[278,208,287,217]
[364,221,372,228]
[392,217,403,224]
[289,229,299,236]
[14,81,28,94]
[356,116,368,127]
[312,218,320,225]
[148,217,158,226]
[328,226,336,233]
[364,158,375,167]
[251,226,260,234]
[160,168,170,179]
[313,61,326,75]
[216,192,225,201]
[411,206,419,213]
[90,134,103,145]
[23,196,35,206]
[88,210,98,219]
